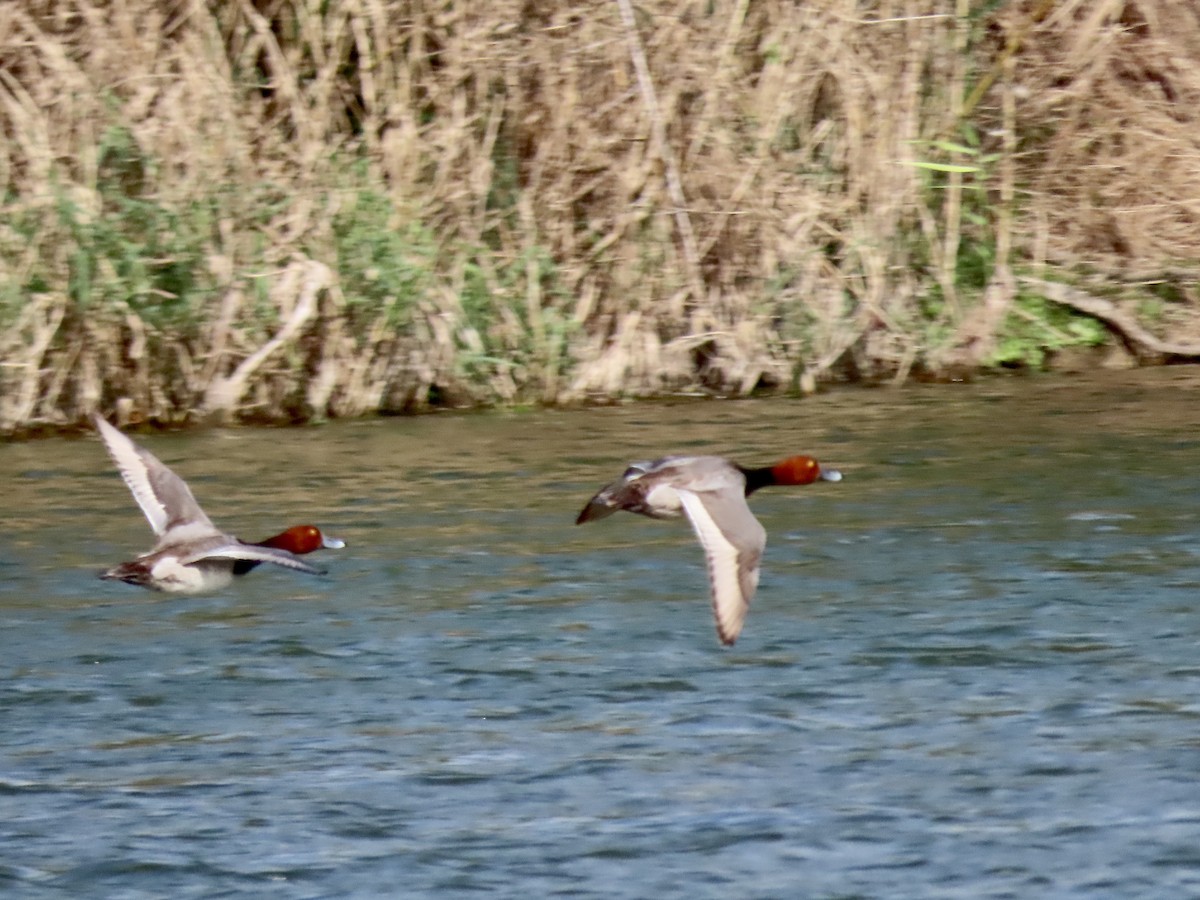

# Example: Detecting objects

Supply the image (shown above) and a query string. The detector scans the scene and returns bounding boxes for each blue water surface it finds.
[4,370,1200,898]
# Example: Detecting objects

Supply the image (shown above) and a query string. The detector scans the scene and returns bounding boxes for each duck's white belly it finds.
[148,556,235,593]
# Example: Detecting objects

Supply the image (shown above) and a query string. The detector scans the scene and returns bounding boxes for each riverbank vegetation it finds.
[3,0,1200,432]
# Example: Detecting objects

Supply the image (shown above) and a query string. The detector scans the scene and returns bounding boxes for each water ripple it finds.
[6,376,1200,896]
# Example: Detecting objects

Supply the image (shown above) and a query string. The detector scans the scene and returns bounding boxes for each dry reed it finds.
[1,0,1199,432]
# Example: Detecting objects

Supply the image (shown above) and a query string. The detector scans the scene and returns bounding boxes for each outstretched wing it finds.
[677,489,766,646]
[181,542,326,576]
[93,415,215,537]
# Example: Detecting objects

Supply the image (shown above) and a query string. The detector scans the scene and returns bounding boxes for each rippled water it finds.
[5,370,1200,898]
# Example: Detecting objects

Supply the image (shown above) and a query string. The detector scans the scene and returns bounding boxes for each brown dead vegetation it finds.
[1,0,1199,432]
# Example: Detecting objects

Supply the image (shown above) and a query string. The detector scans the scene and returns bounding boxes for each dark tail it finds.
[575,498,618,524]
[100,562,153,587]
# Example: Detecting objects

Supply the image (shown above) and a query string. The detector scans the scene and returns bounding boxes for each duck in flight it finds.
[93,414,344,593]
[576,454,841,645]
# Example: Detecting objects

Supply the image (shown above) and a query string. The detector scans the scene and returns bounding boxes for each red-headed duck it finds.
[93,414,345,593]
[576,454,842,645]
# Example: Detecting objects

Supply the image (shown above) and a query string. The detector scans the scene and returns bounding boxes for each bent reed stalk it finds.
[2,1,1200,433]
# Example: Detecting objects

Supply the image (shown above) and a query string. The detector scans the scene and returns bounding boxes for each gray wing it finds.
[665,456,750,493]
[180,542,326,575]
[93,415,216,537]
[677,489,766,646]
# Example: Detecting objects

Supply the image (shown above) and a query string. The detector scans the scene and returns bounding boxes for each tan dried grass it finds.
[1012,0,1200,270]
[2,0,1200,432]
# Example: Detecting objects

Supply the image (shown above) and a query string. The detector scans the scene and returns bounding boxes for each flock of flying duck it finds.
[93,414,841,645]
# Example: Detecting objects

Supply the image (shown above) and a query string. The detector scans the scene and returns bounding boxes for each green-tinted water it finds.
[4,369,1200,897]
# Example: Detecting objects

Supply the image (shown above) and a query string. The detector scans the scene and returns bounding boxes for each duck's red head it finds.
[770,455,825,486]
[258,525,346,555]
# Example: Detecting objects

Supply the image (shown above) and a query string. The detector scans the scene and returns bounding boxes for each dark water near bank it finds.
[5,370,1200,898]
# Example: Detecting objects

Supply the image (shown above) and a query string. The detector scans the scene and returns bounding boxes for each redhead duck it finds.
[576,454,842,645]
[93,414,344,593]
